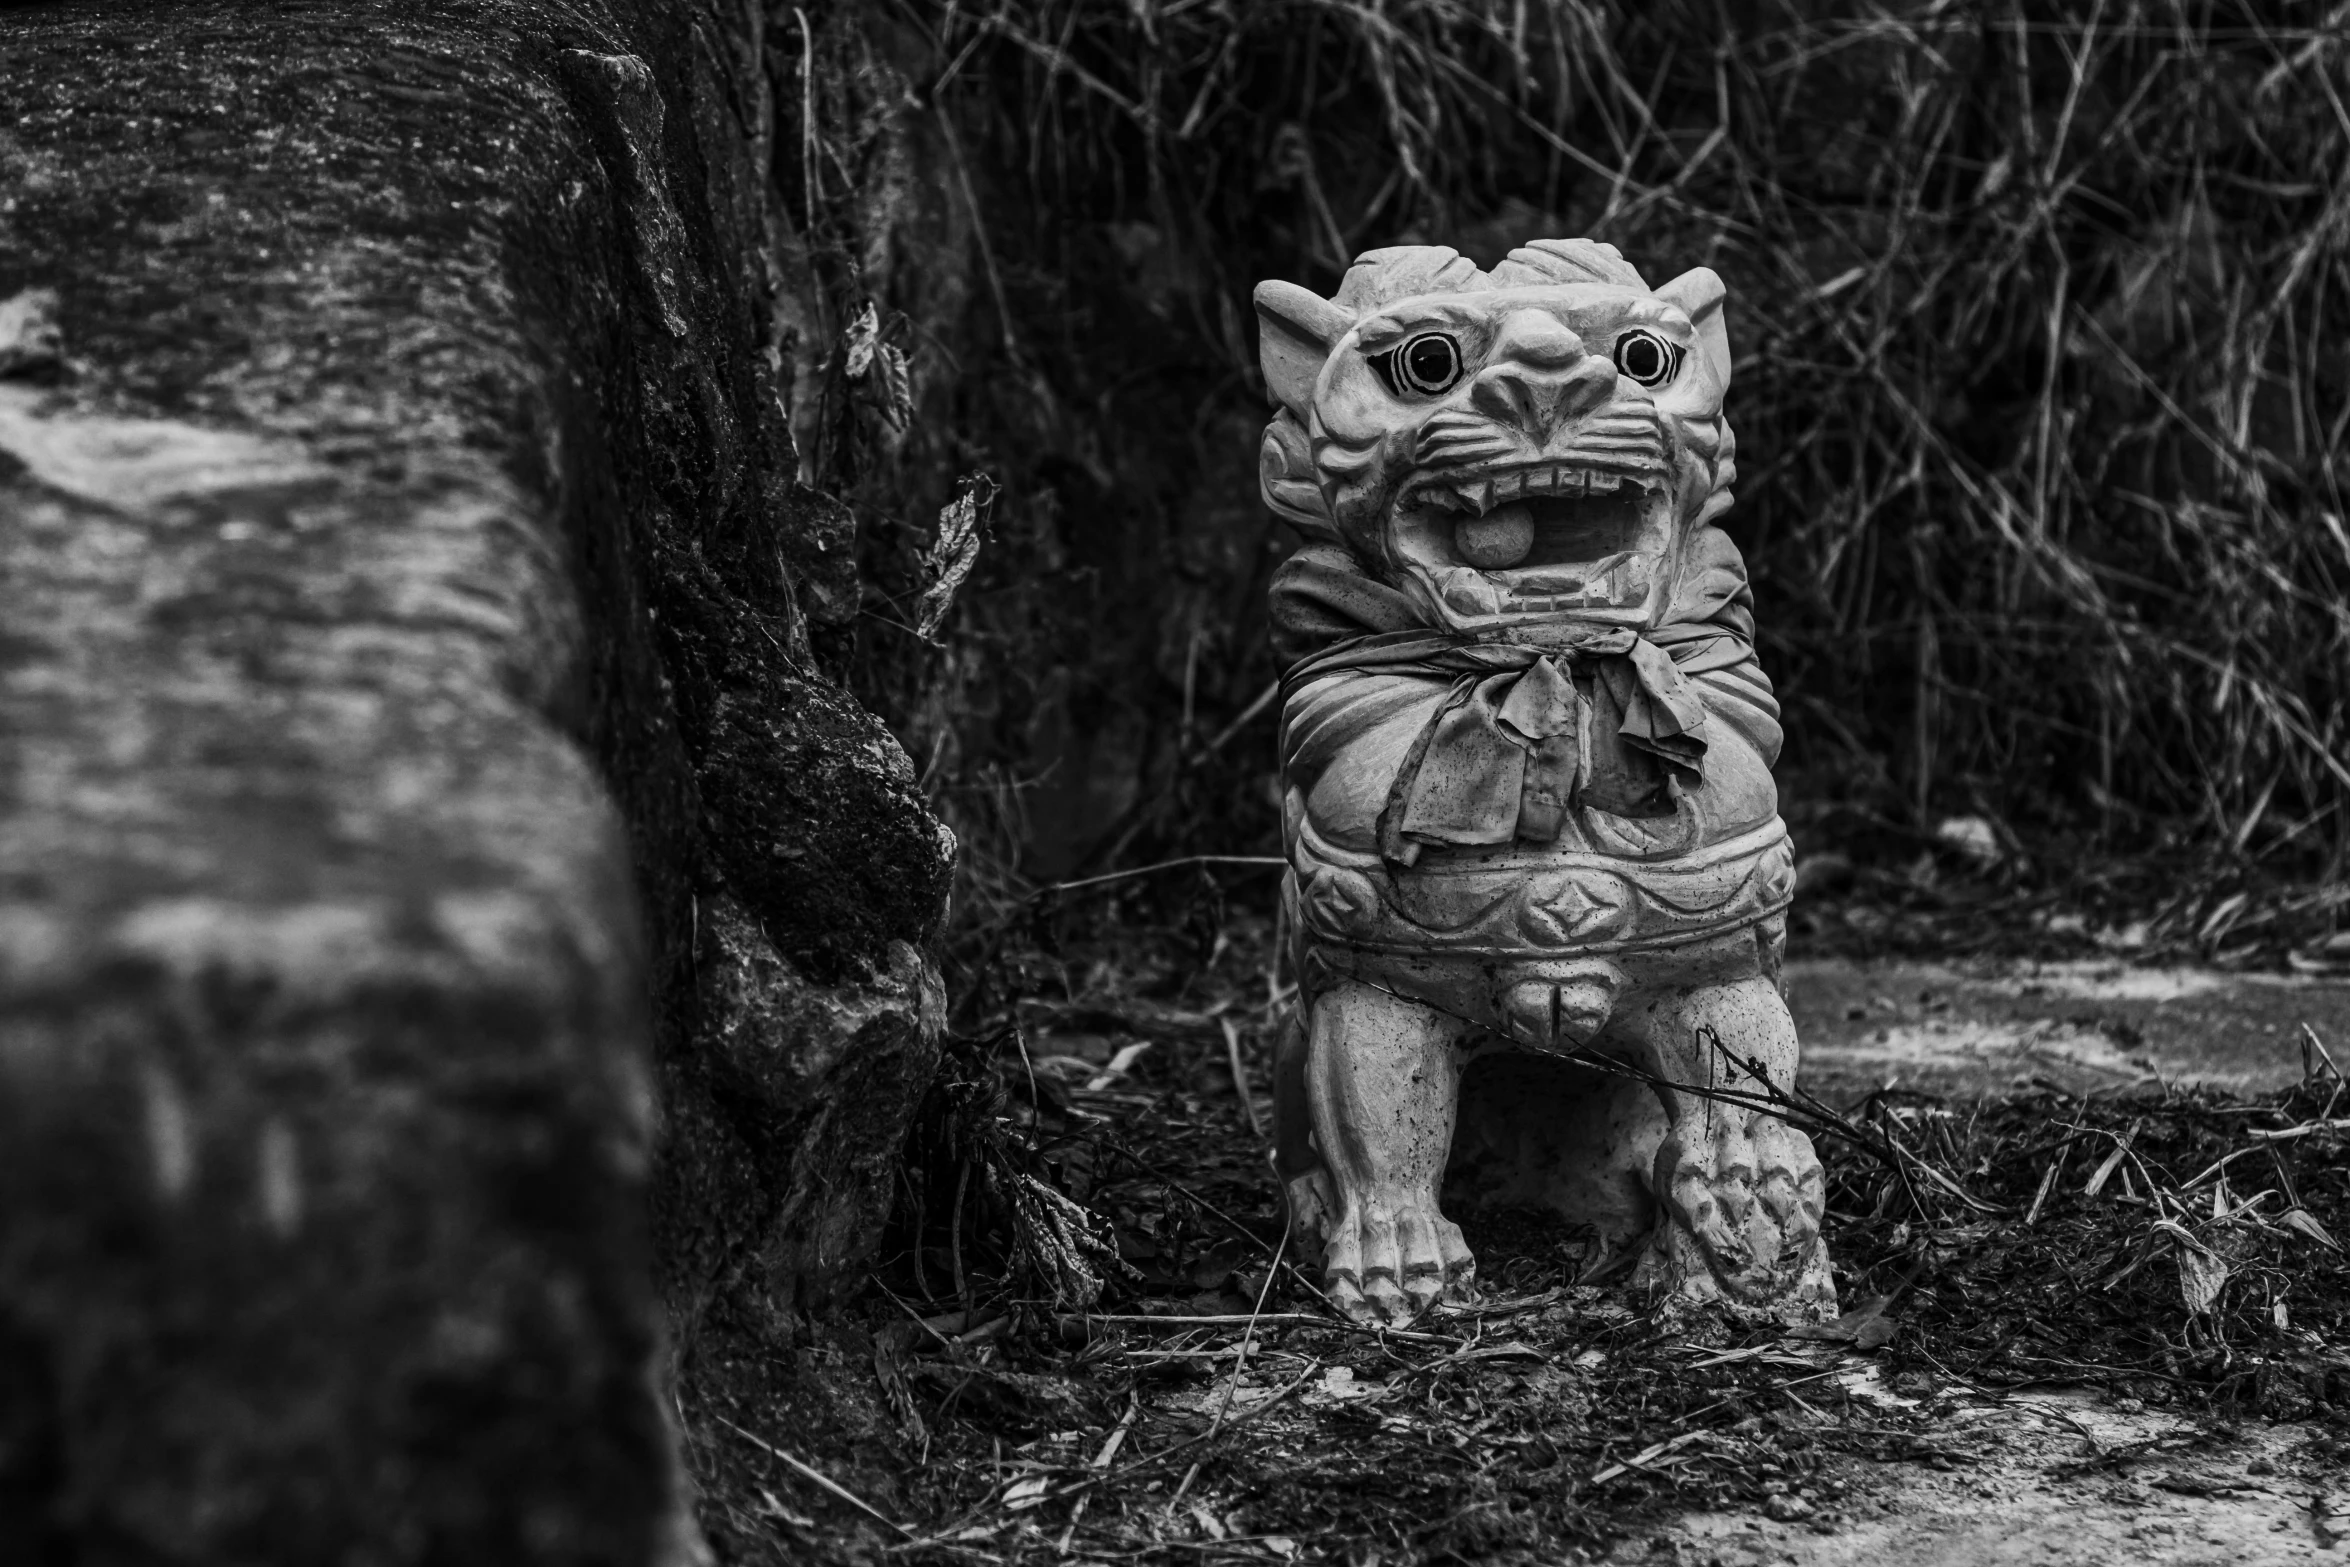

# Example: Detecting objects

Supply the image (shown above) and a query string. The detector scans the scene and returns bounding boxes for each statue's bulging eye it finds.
[1372,332,1465,397]
[1400,333,1462,393]
[1613,329,1681,388]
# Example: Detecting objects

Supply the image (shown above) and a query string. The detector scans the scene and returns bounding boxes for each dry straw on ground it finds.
[723,906,2350,1564]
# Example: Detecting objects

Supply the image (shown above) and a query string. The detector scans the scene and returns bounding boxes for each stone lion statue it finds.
[1255,237,1833,1324]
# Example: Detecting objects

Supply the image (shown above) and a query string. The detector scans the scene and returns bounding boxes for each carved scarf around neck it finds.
[1271,539,1764,868]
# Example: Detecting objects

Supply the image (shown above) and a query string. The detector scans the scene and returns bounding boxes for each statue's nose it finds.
[1471,310,1616,438]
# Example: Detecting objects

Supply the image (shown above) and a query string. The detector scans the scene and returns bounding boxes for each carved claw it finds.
[1649,1112,1828,1308]
[1755,1117,1825,1269]
[1320,1199,1476,1325]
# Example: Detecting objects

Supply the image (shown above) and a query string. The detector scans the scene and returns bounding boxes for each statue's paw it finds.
[1651,1112,1827,1307]
[1320,1194,1476,1326]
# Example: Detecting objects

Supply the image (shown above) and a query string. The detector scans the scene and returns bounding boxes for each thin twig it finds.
[715,1414,915,1540]
[1050,1359,1324,1503]
[1039,855,1285,898]
[1220,1015,1264,1140]
[1096,1144,1342,1312]
[1171,1218,1292,1505]
[951,1161,974,1325]
[1199,678,1281,757]
[1054,1311,1456,1347]
[1054,1394,1141,1553]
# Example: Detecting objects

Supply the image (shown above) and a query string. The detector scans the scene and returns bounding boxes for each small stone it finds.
[1763,1495,1815,1523]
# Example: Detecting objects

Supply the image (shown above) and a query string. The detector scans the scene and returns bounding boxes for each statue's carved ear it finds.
[1655,266,1731,392]
[1254,280,1353,417]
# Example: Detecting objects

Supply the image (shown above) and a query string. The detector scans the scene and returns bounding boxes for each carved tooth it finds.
[1521,467,1552,495]
[1556,468,1587,497]
[1603,557,1650,605]
[1491,470,1523,500]
[1588,470,1621,493]
[1464,478,1494,513]
[1445,577,1500,615]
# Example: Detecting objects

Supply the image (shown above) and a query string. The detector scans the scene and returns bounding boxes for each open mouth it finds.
[1392,461,1671,624]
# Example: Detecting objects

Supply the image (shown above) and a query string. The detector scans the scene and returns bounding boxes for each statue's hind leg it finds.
[1276,979,1477,1324]
[1613,966,1833,1314]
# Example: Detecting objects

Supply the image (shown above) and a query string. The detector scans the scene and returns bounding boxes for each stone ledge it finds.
[0,2,949,1561]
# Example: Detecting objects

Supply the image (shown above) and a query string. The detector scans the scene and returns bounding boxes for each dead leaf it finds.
[2154,1220,2231,1314]
[1855,1314,1899,1350]
[1001,1475,1051,1511]
[1786,1293,1898,1350]
[871,341,913,429]
[836,300,914,431]
[840,300,880,380]
[2277,1207,2342,1251]
[914,473,996,642]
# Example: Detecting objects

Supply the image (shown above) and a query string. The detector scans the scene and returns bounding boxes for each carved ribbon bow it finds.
[1359,632,1711,867]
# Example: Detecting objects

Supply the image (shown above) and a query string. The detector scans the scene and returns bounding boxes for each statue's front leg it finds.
[1617,971,1833,1314]
[1291,979,1478,1324]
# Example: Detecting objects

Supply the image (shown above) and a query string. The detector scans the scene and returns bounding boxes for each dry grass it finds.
[776,0,2350,944]
[721,903,2350,1563]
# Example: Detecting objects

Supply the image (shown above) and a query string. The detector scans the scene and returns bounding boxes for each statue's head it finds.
[1255,239,1735,640]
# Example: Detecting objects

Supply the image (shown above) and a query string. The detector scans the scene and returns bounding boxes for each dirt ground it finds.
[743,899,2350,1565]
[1602,1372,2345,1566]
[871,1311,2346,1566]
[1787,957,2350,1101]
